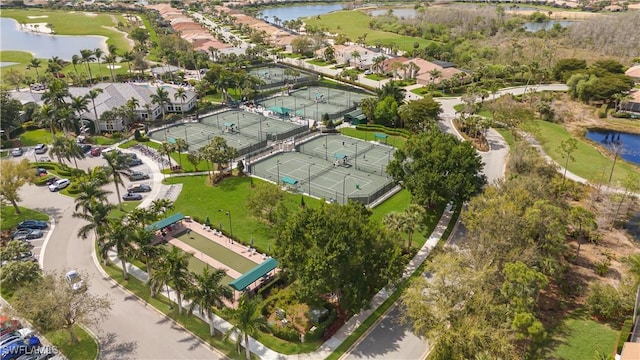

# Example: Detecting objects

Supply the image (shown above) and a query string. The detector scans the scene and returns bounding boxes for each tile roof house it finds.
[11,83,196,132]
[626,64,640,81]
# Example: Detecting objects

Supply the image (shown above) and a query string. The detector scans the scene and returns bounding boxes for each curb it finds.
[38,219,56,269]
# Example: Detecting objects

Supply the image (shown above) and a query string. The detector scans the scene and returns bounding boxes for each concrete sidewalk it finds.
[108,203,455,360]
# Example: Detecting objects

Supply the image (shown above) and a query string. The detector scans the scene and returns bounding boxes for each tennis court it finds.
[250,134,396,205]
[149,109,308,156]
[249,65,315,87]
[258,85,371,122]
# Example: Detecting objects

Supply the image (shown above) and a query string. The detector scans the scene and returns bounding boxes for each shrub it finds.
[305,307,337,342]
[1,140,14,149]
[134,129,142,141]
[33,175,55,186]
[617,319,634,353]
[269,324,300,342]
[22,121,40,131]
[612,112,632,118]
[65,183,82,195]
[595,258,611,276]
[586,283,628,321]
[598,104,608,118]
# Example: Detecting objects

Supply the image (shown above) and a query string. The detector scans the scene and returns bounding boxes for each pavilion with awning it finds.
[268,106,292,116]
[229,258,278,297]
[145,212,185,232]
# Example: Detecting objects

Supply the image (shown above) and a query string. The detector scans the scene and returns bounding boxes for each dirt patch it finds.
[551,94,640,135]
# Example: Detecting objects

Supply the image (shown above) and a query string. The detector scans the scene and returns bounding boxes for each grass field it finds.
[495,128,516,148]
[44,325,98,360]
[339,127,407,149]
[19,129,53,146]
[550,312,618,359]
[530,120,639,184]
[0,206,49,230]
[303,10,436,52]
[0,9,131,51]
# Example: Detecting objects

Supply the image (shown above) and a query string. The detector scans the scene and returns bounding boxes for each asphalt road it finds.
[16,148,221,360]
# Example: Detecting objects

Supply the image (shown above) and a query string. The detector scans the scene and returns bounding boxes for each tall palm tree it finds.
[103,221,134,280]
[187,266,232,336]
[122,51,134,75]
[28,58,41,79]
[73,201,115,264]
[79,49,96,84]
[83,165,110,186]
[36,103,58,138]
[402,204,425,249]
[104,54,117,82]
[71,55,81,77]
[94,48,104,82]
[85,88,103,135]
[173,138,188,170]
[66,138,86,169]
[102,151,127,209]
[49,136,70,164]
[174,87,188,120]
[108,44,118,57]
[154,247,193,315]
[150,198,175,219]
[130,227,166,296]
[74,181,111,215]
[224,295,269,360]
[160,141,174,170]
[126,207,155,227]
[151,87,171,123]
[70,95,89,122]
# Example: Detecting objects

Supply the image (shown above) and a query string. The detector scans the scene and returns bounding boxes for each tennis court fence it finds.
[347,181,396,206]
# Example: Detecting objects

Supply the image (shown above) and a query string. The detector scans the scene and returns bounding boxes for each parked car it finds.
[127,184,151,193]
[33,144,48,154]
[126,157,143,167]
[37,157,51,162]
[65,270,84,291]
[101,148,120,158]
[36,168,47,177]
[80,144,92,153]
[16,220,48,230]
[10,148,23,157]
[11,229,43,241]
[48,179,70,192]
[128,171,150,181]
[90,147,102,157]
[0,317,21,337]
[122,193,143,201]
[45,177,58,186]
[1,336,40,360]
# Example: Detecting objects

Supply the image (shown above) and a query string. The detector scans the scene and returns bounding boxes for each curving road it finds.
[18,150,221,360]
[341,84,569,360]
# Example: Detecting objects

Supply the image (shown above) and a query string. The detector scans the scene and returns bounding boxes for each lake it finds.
[585,129,640,166]
[369,8,418,18]
[0,17,107,61]
[260,4,344,22]
[523,20,574,32]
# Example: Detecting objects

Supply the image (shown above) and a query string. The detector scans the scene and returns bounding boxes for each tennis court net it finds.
[303,163,335,184]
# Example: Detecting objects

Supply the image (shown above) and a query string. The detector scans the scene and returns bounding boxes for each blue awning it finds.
[223,122,235,127]
[334,153,347,159]
[281,176,298,185]
[145,212,185,232]
[229,258,278,291]
[374,133,388,139]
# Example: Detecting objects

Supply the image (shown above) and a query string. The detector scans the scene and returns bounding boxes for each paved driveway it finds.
[16,151,221,360]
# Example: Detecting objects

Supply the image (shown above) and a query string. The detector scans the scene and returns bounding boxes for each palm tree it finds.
[83,165,110,186]
[71,55,81,77]
[428,69,442,85]
[94,48,104,81]
[174,138,188,170]
[85,88,103,134]
[376,81,406,105]
[28,58,41,79]
[49,136,70,164]
[79,49,96,84]
[151,87,170,123]
[383,211,408,246]
[174,87,188,120]
[150,198,175,219]
[186,266,233,336]
[402,204,425,249]
[104,54,117,82]
[108,44,118,57]
[160,141,174,170]
[73,201,115,264]
[130,228,166,296]
[66,138,86,169]
[102,151,127,209]
[121,51,134,74]
[36,103,58,138]
[154,247,193,315]
[224,295,269,360]
[103,221,134,280]
[70,95,89,123]
[74,181,111,214]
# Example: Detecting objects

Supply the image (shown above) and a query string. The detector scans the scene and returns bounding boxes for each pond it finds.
[585,129,640,166]
[0,17,107,61]
[369,8,418,18]
[523,20,574,32]
[260,4,344,22]
[0,62,18,67]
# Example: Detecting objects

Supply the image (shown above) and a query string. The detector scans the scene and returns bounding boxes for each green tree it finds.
[28,58,41,78]
[186,151,201,172]
[85,88,103,135]
[1,90,23,138]
[102,151,128,209]
[398,96,442,132]
[154,247,193,315]
[388,131,486,207]
[0,159,35,214]
[66,138,86,169]
[246,182,285,224]
[224,295,269,360]
[151,87,171,122]
[13,271,112,344]
[275,202,404,313]
[373,96,398,127]
[0,260,41,291]
[174,86,188,120]
[376,80,405,104]
[79,49,96,84]
[103,221,134,280]
[174,138,189,170]
[186,266,233,336]
[557,138,578,192]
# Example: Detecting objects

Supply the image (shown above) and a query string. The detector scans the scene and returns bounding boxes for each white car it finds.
[65,270,84,291]
[48,179,70,192]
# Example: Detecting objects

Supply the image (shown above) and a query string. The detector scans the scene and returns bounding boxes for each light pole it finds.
[307,163,315,195]
[324,134,328,161]
[276,160,280,185]
[259,116,263,142]
[219,209,233,237]
[353,142,358,169]
[342,173,351,205]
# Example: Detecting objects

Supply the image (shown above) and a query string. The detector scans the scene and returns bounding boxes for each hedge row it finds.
[354,124,411,138]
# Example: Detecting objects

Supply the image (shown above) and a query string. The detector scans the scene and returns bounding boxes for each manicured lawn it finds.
[44,325,98,360]
[19,129,53,146]
[163,176,323,253]
[304,11,436,52]
[1,9,132,51]
[365,74,387,81]
[495,128,516,148]
[306,58,332,67]
[411,87,430,96]
[339,127,407,149]
[174,231,258,274]
[0,206,49,230]
[108,200,141,219]
[91,136,120,146]
[550,312,618,360]
[530,120,639,184]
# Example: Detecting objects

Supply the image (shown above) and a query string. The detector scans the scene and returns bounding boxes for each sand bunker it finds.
[27,15,49,19]
[106,65,122,69]
[84,12,98,17]
[21,23,53,34]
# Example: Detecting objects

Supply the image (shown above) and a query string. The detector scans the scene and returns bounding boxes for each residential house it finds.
[625,64,640,82]
[11,83,197,132]
[620,89,640,114]
[329,44,388,69]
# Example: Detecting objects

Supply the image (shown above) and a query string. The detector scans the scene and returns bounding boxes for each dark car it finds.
[45,177,58,186]
[16,220,48,230]
[90,147,102,157]
[122,193,143,201]
[127,184,151,193]
[0,317,21,337]
[36,168,47,177]
[80,144,92,153]
[126,158,143,167]
[128,171,150,181]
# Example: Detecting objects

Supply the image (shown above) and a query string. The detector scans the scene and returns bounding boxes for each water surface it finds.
[585,129,640,166]
[259,4,344,22]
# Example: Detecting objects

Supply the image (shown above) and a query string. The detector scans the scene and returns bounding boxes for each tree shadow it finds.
[98,332,139,360]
